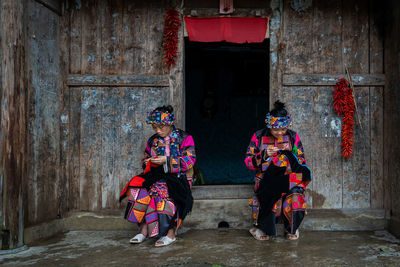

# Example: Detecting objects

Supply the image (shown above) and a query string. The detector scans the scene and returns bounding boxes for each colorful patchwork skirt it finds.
[249,187,307,235]
[124,182,177,237]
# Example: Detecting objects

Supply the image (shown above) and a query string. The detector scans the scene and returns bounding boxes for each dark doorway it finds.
[185,38,269,184]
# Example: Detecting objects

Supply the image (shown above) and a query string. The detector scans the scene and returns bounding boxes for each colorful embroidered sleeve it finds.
[245,133,262,170]
[292,133,306,164]
[291,133,310,188]
[165,135,196,177]
[142,140,152,170]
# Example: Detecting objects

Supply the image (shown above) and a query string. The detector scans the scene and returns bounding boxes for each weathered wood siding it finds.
[64,1,275,211]
[69,85,168,210]
[25,0,63,226]
[279,0,384,209]
[0,0,27,250]
[60,0,386,212]
[69,0,168,76]
[61,0,180,211]
[0,0,393,247]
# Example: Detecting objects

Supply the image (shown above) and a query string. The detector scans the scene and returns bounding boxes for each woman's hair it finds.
[270,100,288,117]
[154,105,174,113]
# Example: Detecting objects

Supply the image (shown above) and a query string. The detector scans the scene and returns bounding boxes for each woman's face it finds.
[152,124,172,138]
[270,127,288,139]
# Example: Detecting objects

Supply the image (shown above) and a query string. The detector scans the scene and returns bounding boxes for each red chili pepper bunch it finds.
[333,78,355,159]
[163,8,180,69]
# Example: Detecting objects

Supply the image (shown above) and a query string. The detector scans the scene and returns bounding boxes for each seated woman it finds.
[120,105,196,247]
[244,101,311,241]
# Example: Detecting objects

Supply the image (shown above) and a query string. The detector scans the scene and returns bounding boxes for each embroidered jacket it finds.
[244,128,309,189]
[143,127,196,185]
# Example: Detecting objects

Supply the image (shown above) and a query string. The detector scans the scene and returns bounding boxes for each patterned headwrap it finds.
[265,113,292,129]
[146,108,175,125]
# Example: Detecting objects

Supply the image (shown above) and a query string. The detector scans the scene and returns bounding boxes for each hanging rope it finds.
[333,78,355,159]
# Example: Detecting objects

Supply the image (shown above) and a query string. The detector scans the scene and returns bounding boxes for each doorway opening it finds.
[185,38,270,185]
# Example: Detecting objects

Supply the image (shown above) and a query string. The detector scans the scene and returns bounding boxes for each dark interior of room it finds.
[185,38,270,184]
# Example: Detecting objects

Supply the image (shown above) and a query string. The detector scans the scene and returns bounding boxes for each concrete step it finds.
[188,185,387,230]
[24,185,388,244]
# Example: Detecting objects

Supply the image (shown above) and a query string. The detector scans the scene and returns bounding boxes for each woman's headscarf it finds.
[265,101,292,128]
[146,106,175,125]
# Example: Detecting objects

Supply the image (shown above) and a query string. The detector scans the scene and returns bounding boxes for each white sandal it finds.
[130,233,147,244]
[287,229,300,240]
[249,228,270,241]
[154,236,176,247]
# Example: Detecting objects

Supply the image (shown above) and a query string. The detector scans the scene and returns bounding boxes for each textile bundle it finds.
[120,163,193,222]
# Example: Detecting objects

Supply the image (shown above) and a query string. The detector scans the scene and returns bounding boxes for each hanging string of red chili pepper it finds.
[163,8,180,69]
[333,78,355,159]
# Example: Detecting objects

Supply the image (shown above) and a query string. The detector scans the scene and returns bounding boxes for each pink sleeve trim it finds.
[244,133,259,170]
[250,133,259,146]
[181,135,195,147]
[294,134,301,147]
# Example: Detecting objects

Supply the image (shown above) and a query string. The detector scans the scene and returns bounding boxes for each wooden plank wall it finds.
[69,0,167,76]
[0,0,27,250]
[280,0,384,209]
[25,0,63,226]
[0,1,388,244]
[61,0,386,212]
[64,0,171,211]
[63,1,273,211]
[66,85,168,211]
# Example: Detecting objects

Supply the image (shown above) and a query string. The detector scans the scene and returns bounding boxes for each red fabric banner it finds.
[184,17,268,43]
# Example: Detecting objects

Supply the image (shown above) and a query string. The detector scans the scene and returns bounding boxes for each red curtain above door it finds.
[184,17,268,43]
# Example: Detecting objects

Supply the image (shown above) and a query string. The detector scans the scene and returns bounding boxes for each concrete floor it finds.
[1,229,400,267]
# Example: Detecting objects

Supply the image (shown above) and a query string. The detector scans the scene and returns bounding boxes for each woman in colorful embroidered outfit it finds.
[245,101,311,240]
[122,105,196,247]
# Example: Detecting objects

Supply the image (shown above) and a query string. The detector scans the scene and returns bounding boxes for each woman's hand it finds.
[266,147,279,157]
[143,158,151,164]
[150,156,167,165]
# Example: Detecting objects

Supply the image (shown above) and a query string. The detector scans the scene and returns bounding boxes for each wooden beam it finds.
[67,75,170,87]
[283,73,385,86]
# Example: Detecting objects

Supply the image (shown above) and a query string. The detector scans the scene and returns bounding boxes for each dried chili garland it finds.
[333,78,355,159]
[163,8,180,69]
